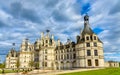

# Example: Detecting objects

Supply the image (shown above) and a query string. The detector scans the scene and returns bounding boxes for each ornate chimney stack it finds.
[41,32,44,38]
[52,34,54,40]
[57,39,60,46]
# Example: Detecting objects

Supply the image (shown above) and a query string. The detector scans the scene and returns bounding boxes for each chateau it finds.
[6,15,105,70]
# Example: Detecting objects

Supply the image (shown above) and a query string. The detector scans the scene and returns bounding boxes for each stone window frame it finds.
[86,36,89,40]
[86,43,90,47]
[45,56,47,60]
[88,59,92,66]
[94,36,97,40]
[94,42,97,47]
[45,49,47,54]
[87,50,91,56]
[95,59,99,66]
[94,50,98,56]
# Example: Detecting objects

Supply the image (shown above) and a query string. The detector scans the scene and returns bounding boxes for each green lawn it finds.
[59,68,120,75]
[0,69,16,74]
[0,69,24,74]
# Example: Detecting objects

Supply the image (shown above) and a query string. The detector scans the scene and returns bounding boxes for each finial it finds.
[84,13,89,21]
[12,43,15,46]
[25,38,29,41]
[46,29,50,33]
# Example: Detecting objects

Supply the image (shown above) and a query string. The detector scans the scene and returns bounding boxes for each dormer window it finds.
[94,36,97,40]
[86,36,89,40]
[46,40,48,43]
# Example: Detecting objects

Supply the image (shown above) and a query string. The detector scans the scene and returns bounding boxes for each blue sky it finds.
[0,0,120,63]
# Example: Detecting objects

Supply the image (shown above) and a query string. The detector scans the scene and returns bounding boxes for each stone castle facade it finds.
[6,15,105,70]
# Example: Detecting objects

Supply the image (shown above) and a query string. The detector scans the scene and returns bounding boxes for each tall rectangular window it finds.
[95,59,99,66]
[64,55,66,60]
[94,42,97,47]
[94,36,96,40]
[73,54,76,59]
[86,43,90,47]
[94,50,98,56]
[88,59,92,66]
[87,50,91,56]
[70,54,72,59]
[46,40,48,43]
[67,54,69,59]
[45,56,47,60]
[61,55,63,60]
[56,55,57,60]
[45,49,47,54]
[45,62,47,67]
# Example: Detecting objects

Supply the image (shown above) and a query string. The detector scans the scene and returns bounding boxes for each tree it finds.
[0,62,5,68]
[34,62,39,69]
[0,62,5,74]
[119,63,120,67]
[29,60,34,69]
[16,59,20,72]
[16,59,20,68]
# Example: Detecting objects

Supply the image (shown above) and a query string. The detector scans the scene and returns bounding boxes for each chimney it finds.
[57,39,60,46]
[52,34,54,40]
[41,32,44,38]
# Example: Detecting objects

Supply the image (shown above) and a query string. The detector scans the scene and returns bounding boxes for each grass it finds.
[59,68,120,75]
[0,69,16,74]
[0,69,25,74]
